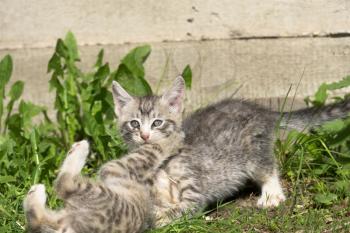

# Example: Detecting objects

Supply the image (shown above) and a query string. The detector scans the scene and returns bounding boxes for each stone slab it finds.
[1,37,350,114]
[1,0,350,49]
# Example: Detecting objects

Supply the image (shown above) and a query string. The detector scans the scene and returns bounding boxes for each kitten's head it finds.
[112,76,185,147]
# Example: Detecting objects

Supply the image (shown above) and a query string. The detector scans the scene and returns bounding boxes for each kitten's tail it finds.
[278,99,350,131]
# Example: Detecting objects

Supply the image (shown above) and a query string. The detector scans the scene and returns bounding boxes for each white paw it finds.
[26,184,47,206]
[70,140,90,157]
[257,171,286,208]
[62,140,90,174]
[257,192,286,208]
[68,140,89,162]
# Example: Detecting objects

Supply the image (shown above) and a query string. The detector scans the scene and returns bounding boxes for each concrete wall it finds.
[1,0,350,111]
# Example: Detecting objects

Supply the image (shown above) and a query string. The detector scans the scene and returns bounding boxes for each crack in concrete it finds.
[1,32,350,51]
[235,32,350,40]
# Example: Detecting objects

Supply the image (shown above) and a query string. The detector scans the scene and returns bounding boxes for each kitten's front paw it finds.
[257,192,286,208]
[70,140,89,155]
[62,140,90,174]
[257,172,286,208]
[68,140,89,160]
[154,205,183,227]
[154,210,172,228]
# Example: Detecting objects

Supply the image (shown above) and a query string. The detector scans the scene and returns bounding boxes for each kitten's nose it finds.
[141,133,150,141]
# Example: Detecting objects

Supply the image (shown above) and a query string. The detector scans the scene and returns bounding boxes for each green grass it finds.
[151,198,350,233]
[1,32,350,233]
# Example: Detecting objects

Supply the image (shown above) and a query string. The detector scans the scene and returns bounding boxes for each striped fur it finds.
[113,80,350,227]
[24,141,152,233]
[151,97,350,226]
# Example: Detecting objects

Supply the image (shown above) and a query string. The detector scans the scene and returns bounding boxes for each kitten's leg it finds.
[23,184,64,232]
[99,144,162,183]
[257,170,286,207]
[153,172,203,227]
[54,140,89,199]
[59,140,89,175]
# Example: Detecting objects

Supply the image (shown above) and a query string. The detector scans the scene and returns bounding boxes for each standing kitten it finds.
[154,89,350,225]
[112,77,350,226]
[24,77,187,233]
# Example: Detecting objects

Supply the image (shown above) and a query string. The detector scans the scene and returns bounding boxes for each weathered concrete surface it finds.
[1,37,350,113]
[1,0,350,49]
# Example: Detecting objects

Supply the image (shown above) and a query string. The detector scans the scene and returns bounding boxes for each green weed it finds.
[0,32,192,232]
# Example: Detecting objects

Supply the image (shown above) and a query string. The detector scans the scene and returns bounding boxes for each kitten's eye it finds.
[152,119,163,127]
[130,120,140,129]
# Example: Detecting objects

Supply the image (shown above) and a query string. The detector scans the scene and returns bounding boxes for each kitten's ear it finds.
[112,81,133,116]
[161,76,185,113]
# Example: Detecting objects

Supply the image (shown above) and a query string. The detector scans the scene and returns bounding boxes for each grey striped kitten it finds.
[153,97,350,225]
[23,77,187,233]
[112,76,350,226]
[23,140,152,233]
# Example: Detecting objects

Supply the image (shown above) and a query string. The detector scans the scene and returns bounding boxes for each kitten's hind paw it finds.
[24,184,47,209]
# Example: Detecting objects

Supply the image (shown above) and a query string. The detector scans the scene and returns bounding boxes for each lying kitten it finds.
[23,78,186,233]
[112,76,350,226]
[23,141,152,233]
